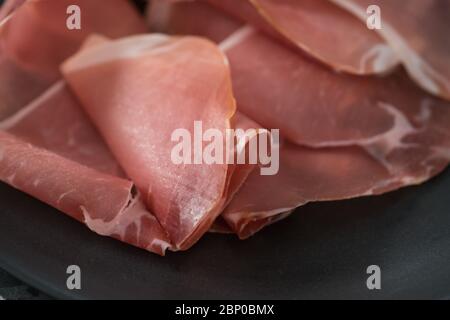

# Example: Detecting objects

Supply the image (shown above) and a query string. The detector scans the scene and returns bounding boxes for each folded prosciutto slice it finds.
[0,82,171,255]
[150,0,399,74]
[0,0,145,119]
[61,34,257,250]
[330,0,450,101]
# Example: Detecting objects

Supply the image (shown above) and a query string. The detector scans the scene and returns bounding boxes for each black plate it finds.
[1,168,450,300]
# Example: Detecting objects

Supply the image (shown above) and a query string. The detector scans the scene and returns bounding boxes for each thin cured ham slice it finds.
[223,139,450,238]
[0,0,146,119]
[0,82,171,255]
[329,0,450,100]
[223,28,450,150]
[61,34,255,250]
[153,0,399,74]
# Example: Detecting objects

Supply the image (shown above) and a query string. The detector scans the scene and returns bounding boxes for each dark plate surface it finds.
[0,168,449,300]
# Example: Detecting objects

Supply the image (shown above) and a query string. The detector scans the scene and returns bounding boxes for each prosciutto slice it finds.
[150,0,399,74]
[0,82,171,255]
[329,0,450,100]
[223,139,450,238]
[61,34,259,250]
[0,0,145,119]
